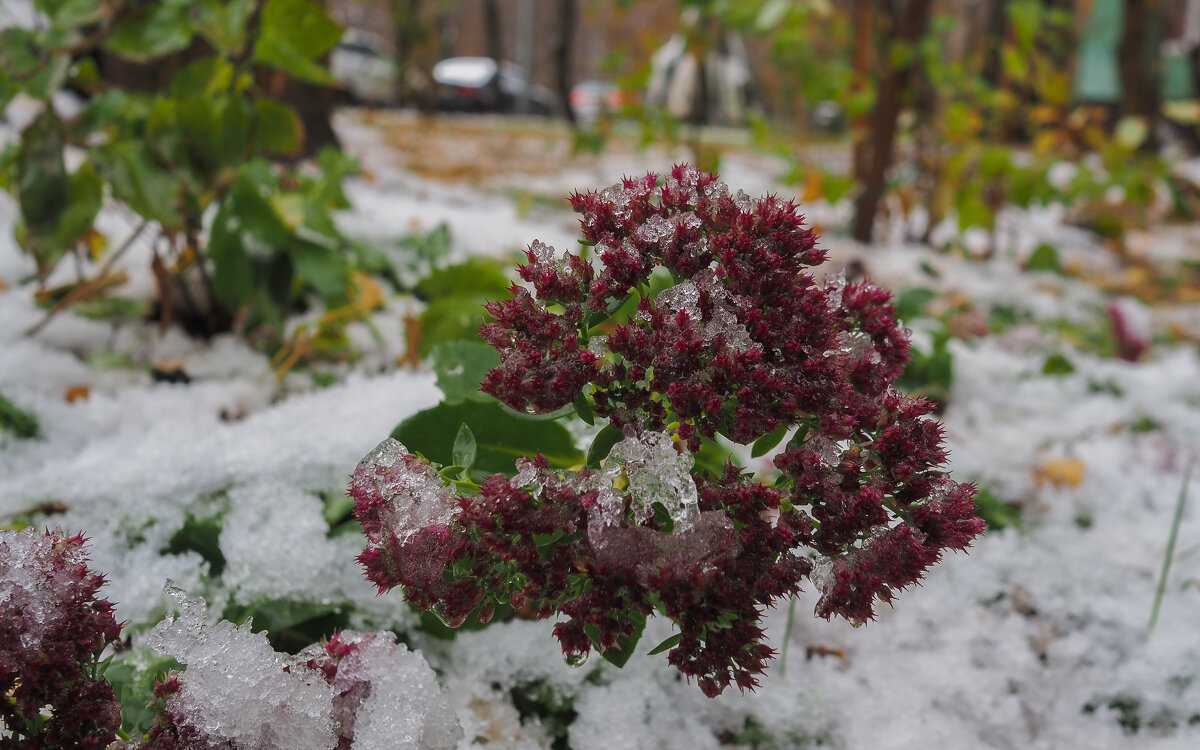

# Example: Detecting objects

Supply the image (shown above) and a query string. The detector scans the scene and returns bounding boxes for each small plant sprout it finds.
[352,165,985,697]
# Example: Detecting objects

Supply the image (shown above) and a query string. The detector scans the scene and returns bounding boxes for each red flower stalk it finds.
[354,165,985,696]
[0,528,123,749]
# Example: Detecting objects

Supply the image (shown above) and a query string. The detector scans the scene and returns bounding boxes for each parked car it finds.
[330,29,399,106]
[431,57,555,116]
[569,79,626,125]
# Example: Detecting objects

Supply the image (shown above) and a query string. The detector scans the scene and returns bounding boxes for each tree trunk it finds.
[1118,0,1164,151]
[980,0,1009,88]
[554,0,578,125]
[849,0,876,187]
[851,0,934,243]
[392,0,423,102]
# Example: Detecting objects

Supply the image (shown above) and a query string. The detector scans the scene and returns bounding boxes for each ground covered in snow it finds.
[3,110,1200,749]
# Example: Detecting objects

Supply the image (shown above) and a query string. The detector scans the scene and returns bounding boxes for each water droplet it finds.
[433,608,468,628]
[563,649,590,667]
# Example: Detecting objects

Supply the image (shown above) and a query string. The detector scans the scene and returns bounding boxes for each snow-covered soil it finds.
[2,110,1200,749]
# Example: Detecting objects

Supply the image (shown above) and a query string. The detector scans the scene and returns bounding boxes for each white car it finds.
[330,29,399,106]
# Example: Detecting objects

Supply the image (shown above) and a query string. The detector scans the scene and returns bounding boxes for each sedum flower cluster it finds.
[0,528,123,749]
[353,165,984,697]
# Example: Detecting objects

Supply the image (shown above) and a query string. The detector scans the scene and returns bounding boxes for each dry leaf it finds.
[1033,457,1085,488]
[64,385,91,403]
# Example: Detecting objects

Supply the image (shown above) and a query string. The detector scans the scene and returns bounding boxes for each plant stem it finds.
[1148,459,1195,634]
[779,596,797,678]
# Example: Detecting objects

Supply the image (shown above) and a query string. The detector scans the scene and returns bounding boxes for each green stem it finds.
[779,596,797,678]
[1148,459,1195,634]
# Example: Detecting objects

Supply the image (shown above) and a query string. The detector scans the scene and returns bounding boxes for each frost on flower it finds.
[359,165,985,697]
[0,528,122,749]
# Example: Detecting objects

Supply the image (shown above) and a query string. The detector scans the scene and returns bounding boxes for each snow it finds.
[2,109,1200,748]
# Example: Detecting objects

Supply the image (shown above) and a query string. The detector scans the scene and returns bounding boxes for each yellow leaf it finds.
[801,170,824,203]
[85,228,108,261]
[0,276,6,292]
[1030,105,1060,126]
[351,272,383,313]
[1034,457,1085,488]
[64,385,91,403]
[1032,130,1060,157]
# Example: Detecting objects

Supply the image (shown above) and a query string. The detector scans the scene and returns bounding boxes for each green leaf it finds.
[163,513,226,576]
[596,609,645,668]
[53,162,102,247]
[755,0,791,31]
[1001,43,1028,84]
[573,391,595,426]
[73,296,147,323]
[105,3,194,62]
[25,54,71,102]
[417,257,511,301]
[419,295,493,357]
[898,328,954,399]
[207,201,257,308]
[223,598,348,653]
[393,400,583,477]
[253,98,304,156]
[955,190,994,232]
[692,435,734,479]
[16,109,68,237]
[321,491,355,527]
[431,340,500,403]
[36,0,106,27]
[193,0,255,54]
[646,633,681,656]
[1042,353,1075,376]
[1027,243,1062,273]
[252,0,343,84]
[972,486,1024,532]
[751,425,788,458]
[1114,116,1149,152]
[650,501,674,533]
[0,392,39,439]
[169,57,235,99]
[1007,0,1041,50]
[586,423,623,469]
[95,141,183,228]
[893,287,938,322]
[452,423,477,473]
[291,240,349,302]
[103,651,183,736]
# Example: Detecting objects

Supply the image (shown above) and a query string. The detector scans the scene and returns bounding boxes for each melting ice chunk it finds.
[325,632,464,750]
[588,431,699,551]
[148,584,339,750]
[353,438,459,545]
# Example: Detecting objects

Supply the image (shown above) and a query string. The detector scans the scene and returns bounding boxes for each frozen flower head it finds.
[358,165,984,697]
[0,527,123,748]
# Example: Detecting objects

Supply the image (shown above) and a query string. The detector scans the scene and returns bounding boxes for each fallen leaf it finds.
[1034,457,1085,488]
[64,385,90,403]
